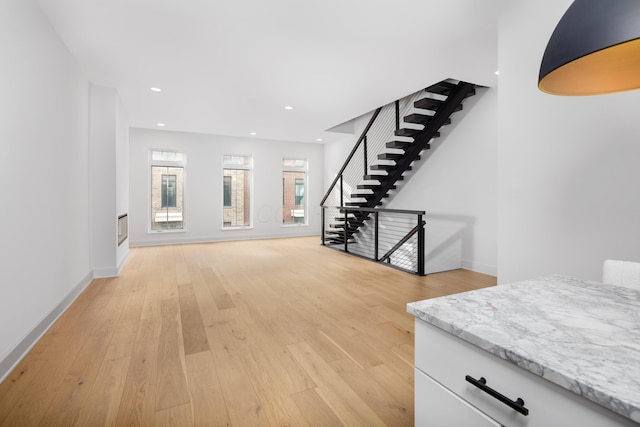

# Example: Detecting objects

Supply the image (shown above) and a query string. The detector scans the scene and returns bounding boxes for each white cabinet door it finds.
[415,368,503,427]
[414,319,637,427]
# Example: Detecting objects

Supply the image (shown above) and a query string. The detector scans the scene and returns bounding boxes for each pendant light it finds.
[538,0,640,96]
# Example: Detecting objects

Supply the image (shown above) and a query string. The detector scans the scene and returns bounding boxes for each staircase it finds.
[322,79,478,249]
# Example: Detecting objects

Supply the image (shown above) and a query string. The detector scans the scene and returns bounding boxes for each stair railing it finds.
[322,206,426,275]
[319,87,435,276]
[320,88,430,210]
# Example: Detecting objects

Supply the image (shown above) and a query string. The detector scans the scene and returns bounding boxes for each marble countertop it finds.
[407,275,640,423]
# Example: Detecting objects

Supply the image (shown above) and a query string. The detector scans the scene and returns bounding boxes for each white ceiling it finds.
[37,0,500,144]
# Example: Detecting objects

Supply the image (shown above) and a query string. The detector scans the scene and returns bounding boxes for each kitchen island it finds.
[407,275,640,426]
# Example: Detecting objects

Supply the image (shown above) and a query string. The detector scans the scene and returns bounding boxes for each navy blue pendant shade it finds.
[539,0,640,95]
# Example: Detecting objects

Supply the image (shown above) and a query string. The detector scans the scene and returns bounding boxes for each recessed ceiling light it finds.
[249,132,257,136]
[284,105,294,110]
[156,123,165,127]
[495,70,500,75]
[316,138,323,142]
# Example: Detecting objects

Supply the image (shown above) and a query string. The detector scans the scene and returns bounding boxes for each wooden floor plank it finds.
[292,388,343,427]
[330,357,413,426]
[177,284,210,355]
[114,317,161,426]
[287,341,387,427]
[74,356,131,427]
[0,236,495,426]
[155,297,190,411]
[184,351,231,426]
[154,402,193,427]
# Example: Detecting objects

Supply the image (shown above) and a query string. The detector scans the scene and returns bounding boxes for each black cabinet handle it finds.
[465,375,529,416]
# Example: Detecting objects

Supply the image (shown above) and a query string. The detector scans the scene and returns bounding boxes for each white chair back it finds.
[603,259,640,289]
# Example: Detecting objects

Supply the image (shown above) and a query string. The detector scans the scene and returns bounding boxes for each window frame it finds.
[282,158,308,227]
[223,175,232,207]
[161,174,178,208]
[221,154,253,230]
[149,150,187,233]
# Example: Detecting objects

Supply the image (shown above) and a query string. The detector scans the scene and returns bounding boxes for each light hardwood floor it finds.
[0,236,496,426]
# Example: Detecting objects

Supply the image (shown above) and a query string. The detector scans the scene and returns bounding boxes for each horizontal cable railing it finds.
[321,206,425,276]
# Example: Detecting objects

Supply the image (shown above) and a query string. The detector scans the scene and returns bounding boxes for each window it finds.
[295,178,305,206]
[162,175,177,208]
[223,176,232,207]
[150,150,185,231]
[282,159,307,225]
[223,155,252,228]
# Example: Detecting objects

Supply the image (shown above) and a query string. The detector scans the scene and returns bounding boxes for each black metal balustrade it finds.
[322,206,425,275]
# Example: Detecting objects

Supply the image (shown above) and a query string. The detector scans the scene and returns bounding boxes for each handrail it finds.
[339,206,425,216]
[320,107,383,206]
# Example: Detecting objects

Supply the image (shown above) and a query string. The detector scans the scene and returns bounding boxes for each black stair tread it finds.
[403,114,452,127]
[415,97,463,112]
[386,140,434,150]
[386,140,411,149]
[345,201,383,206]
[378,153,420,162]
[363,174,403,181]
[386,128,440,143]
[395,128,420,137]
[370,164,412,172]
[414,97,445,111]
[362,174,386,181]
[424,81,475,98]
[356,184,396,190]
[425,81,457,95]
[361,193,389,199]
[403,113,434,124]
[377,153,403,160]
[370,164,396,171]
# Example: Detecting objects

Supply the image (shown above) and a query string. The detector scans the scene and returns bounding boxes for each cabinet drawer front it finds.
[415,368,503,427]
[414,319,636,427]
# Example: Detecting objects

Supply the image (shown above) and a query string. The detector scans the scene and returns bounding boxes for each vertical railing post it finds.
[417,214,425,276]
[339,175,344,207]
[344,208,349,252]
[321,207,326,245]
[395,100,400,133]
[374,211,379,261]
[363,135,368,177]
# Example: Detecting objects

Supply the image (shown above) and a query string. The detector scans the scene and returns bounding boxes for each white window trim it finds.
[221,154,253,230]
[148,149,187,233]
[282,158,308,227]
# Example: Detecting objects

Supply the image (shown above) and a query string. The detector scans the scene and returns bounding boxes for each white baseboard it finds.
[0,271,94,383]
[462,259,497,277]
[93,267,120,278]
[117,250,130,275]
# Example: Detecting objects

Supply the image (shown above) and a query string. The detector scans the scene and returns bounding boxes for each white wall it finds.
[323,87,498,276]
[89,84,130,277]
[116,95,130,269]
[498,1,640,283]
[387,88,497,275]
[129,128,324,246]
[0,0,92,379]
